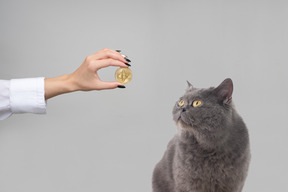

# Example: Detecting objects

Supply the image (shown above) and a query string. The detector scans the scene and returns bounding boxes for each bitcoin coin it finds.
[115,67,132,84]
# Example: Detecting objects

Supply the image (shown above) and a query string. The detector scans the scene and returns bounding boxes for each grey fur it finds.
[152,78,250,192]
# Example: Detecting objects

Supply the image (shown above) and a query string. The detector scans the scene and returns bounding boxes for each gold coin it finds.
[115,67,132,84]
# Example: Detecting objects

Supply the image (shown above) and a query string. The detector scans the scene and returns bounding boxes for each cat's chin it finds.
[176,120,192,130]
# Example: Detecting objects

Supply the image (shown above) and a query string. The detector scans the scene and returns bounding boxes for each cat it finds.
[152,78,250,192]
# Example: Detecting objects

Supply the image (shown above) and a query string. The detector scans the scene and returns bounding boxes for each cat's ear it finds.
[186,81,194,89]
[214,78,233,104]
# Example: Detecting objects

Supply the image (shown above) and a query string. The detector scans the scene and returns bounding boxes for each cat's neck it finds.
[177,129,197,144]
[177,128,223,151]
[177,129,218,156]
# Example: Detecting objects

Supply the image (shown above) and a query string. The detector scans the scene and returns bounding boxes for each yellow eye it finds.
[192,100,202,107]
[178,99,185,107]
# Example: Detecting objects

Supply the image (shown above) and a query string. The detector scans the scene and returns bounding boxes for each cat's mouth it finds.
[178,114,190,127]
[177,118,191,130]
[177,111,196,129]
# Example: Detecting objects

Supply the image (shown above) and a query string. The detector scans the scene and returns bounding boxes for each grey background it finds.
[0,0,287,191]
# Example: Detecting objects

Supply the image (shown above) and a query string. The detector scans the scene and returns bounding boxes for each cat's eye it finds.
[178,99,185,107]
[192,100,202,107]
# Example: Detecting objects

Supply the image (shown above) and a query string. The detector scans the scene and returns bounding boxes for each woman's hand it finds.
[44,48,130,100]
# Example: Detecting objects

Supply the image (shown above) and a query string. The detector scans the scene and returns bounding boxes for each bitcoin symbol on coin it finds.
[115,67,132,84]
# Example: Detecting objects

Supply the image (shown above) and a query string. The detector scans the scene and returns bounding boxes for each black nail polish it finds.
[117,85,126,88]
[125,63,131,67]
[125,58,131,62]
[116,50,121,52]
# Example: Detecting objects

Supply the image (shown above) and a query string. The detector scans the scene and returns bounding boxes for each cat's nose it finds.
[182,108,186,112]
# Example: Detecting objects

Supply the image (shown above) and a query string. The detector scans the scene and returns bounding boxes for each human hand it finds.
[70,48,130,91]
[44,48,130,100]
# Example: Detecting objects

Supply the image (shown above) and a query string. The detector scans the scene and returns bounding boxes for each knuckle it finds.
[85,57,95,70]
[106,52,113,58]
[85,55,92,63]
[102,48,110,52]
[107,58,114,63]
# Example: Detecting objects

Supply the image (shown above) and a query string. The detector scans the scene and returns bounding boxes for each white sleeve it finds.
[0,77,46,120]
[0,80,11,120]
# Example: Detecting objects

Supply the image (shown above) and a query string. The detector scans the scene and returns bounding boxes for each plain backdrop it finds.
[0,0,287,191]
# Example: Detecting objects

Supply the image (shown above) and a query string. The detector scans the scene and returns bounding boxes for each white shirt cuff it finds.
[10,77,46,114]
[0,80,12,120]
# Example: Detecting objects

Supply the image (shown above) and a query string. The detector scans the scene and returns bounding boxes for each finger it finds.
[97,81,124,90]
[115,50,129,59]
[93,48,127,63]
[94,59,129,70]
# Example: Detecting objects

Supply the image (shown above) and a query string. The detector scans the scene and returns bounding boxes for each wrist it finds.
[60,74,79,92]
[44,74,78,100]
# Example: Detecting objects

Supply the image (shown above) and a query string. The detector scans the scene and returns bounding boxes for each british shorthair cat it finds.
[152,78,250,192]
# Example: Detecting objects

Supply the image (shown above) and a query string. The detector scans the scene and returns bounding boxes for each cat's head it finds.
[172,78,234,146]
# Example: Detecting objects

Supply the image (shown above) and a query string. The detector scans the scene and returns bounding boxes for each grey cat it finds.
[152,78,250,192]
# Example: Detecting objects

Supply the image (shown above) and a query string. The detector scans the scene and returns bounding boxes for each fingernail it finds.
[117,85,126,88]
[125,58,131,62]
[116,50,121,52]
[125,63,131,67]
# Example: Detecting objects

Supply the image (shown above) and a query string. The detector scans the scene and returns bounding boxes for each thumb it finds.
[98,81,125,90]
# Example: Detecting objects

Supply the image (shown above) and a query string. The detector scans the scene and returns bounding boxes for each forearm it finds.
[44,74,78,100]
